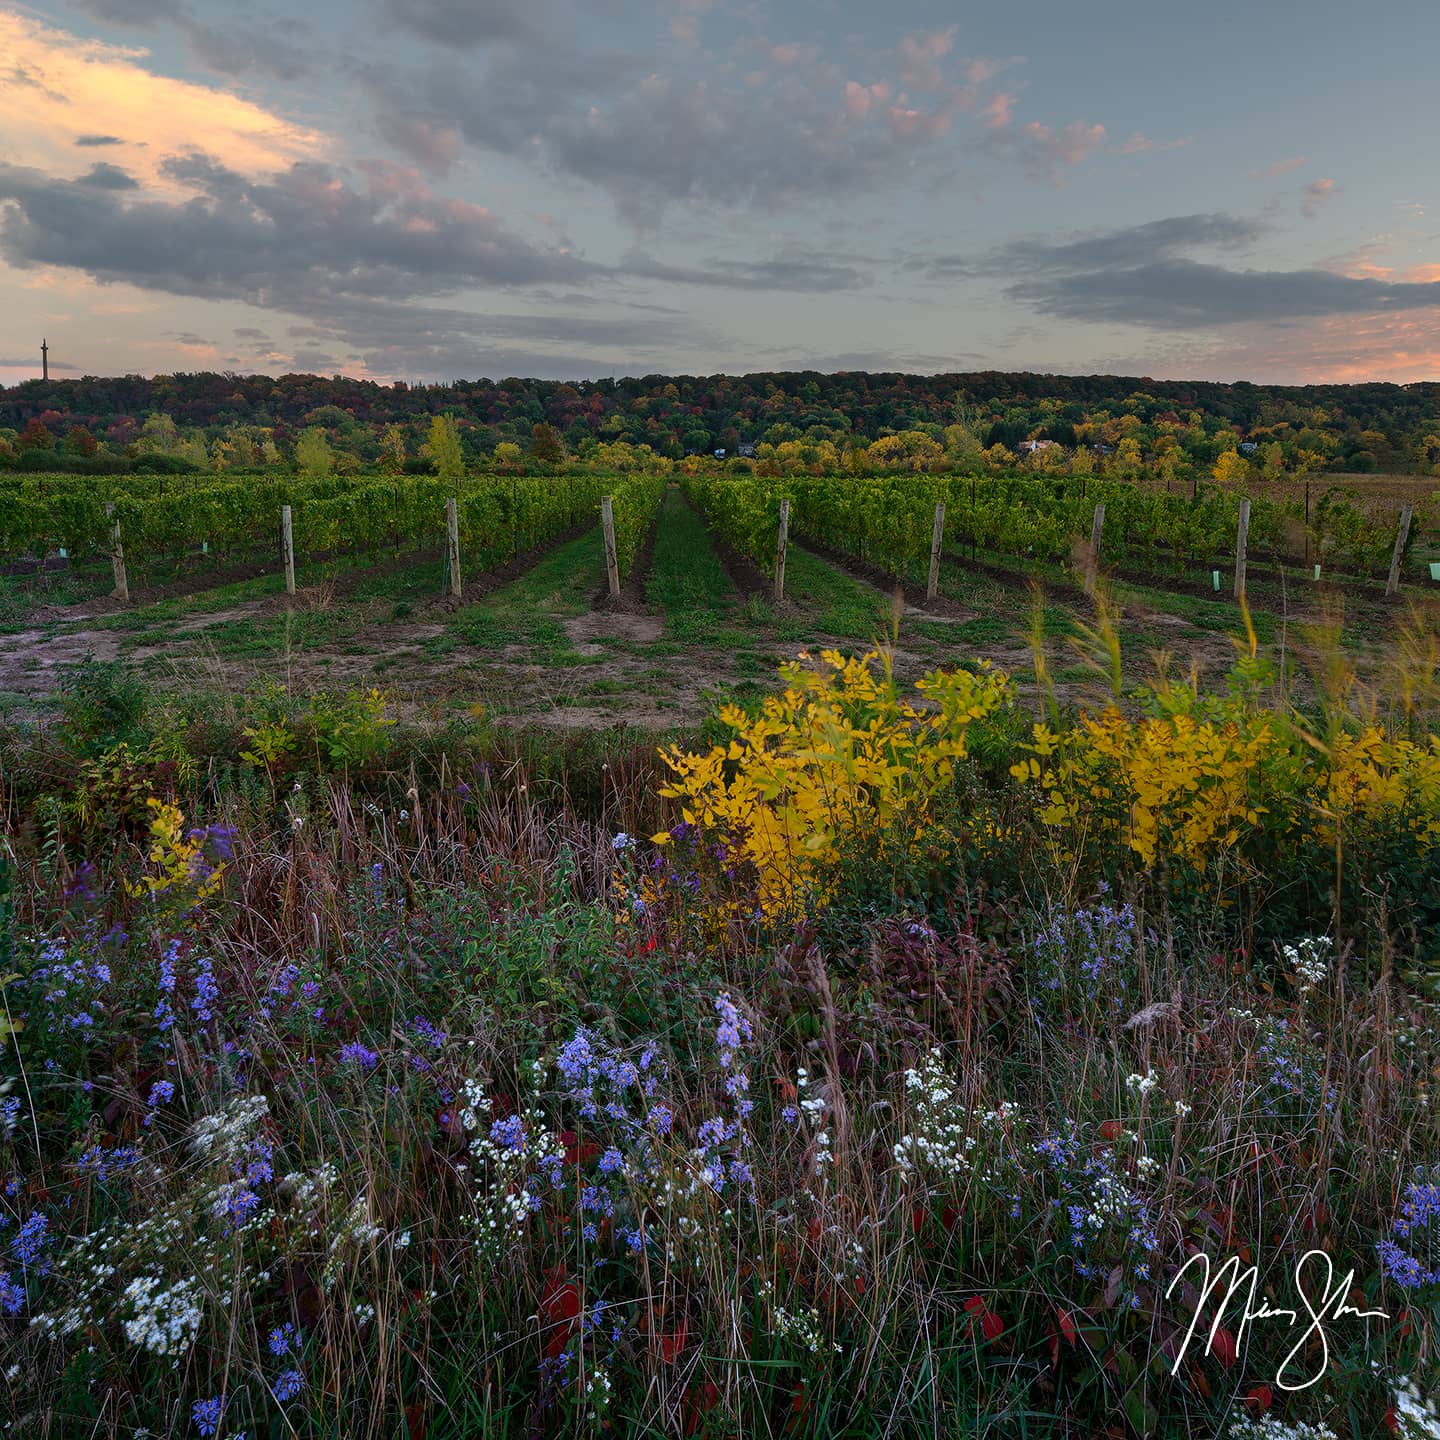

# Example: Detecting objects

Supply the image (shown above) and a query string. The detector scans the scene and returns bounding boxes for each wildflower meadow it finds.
[1,634,1438,1439]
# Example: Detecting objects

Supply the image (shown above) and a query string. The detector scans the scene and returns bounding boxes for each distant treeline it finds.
[3,369,1439,475]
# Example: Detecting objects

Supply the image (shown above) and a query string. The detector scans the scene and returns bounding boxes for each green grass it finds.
[645,489,740,641]
[433,528,604,665]
[780,548,893,641]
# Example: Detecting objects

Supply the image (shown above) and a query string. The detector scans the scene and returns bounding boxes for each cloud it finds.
[386,55,966,225]
[969,213,1440,329]
[984,119,1106,179]
[911,213,1266,282]
[980,92,1015,128]
[0,154,596,305]
[1198,311,1440,384]
[1249,156,1306,178]
[76,161,140,189]
[71,0,313,79]
[1118,132,1191,154]
[622,248,871,292]
[0,11,326,190]
[898,27,956,91]
[377,0,540,47]
[375,112,464,175]
[0,355,79,370]
[1302,177,1338,218]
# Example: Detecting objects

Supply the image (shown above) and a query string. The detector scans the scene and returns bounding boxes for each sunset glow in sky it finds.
[1,0,1437,385]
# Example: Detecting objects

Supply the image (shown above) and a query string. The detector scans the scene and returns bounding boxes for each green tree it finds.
[63,426,98,458]
[379,424,408,475]
[138,413,180,454]
[295,426,334,477]
[429,414,464,482]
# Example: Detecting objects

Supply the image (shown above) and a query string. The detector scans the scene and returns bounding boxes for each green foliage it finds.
[294,426,334,478]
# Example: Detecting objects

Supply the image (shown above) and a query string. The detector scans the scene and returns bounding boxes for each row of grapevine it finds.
[684,473,1427,584]
[604,474,668,579]
[1,473,666,585]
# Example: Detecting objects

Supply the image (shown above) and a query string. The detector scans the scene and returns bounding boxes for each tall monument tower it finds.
[41,339,48,382]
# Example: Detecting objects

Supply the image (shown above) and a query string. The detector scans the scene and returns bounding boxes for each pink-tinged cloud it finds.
[981,92,1015,129]
[0,10,325,191]
[1118,132,1191,154]
[843,80,891,118]
[1406,263,1440,283]
[1249,155,1306,178]
[1212,312,1440,384]
[770,43,807,65]
[1021,120,1106,167]
[669,0,713,47]
[888,104,953,140]
[898,26,957,90]
[965,57,1018,87]
[1302,177,1338,218]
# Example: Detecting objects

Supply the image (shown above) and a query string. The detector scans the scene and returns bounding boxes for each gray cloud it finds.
[74,134,125,148]
[1012,260,1440,328]
[623,248,871,292]
[373,111,464,175]
[180,18,311,81]
[73,0,184,20]
[372,39,965,224]
[273,293,708,379]
[968,214,1440,329]
[72,0,311,79]
[377,0,541,47]
[907,213,1266,281]
[0,356,79,370]
[0,154,596,305]
[76,162,140,190]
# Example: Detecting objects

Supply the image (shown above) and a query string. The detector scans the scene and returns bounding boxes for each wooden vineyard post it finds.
[1085,503,1104,596]
[104,502,129,604]
[774,498,790,602]
[445,497,462,599]
[600,496,621,599]
[1234,498,1251,601]
[1386,503,1414,596]
[281,504,296,595]
[927,502,945,600]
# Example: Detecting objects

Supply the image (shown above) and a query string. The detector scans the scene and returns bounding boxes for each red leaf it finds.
[538,1272,581,1324]
[1057,1308,1078,1346]
[1245,1385,1273,1417]
[1384,1407,1401,1434]
[659,1317,689,1364]
[963,1295,987,1316]
[1098,1120,1124,1141]
[911,1205,926,1234]
[941,1205,959,1233]
[981,1312,1004,1341]
[1211,1327,1238,1369]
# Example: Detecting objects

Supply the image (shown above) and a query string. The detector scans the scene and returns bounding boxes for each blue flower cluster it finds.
[692,993,756,1194]
[1033,898,1136,998]
[1377,1165,1440,1289]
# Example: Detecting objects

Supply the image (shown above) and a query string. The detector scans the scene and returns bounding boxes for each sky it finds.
[1,0,1437,388]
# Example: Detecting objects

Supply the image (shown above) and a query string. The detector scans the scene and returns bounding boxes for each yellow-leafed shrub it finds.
[1013,710,1279,870]
[652,650,1011,912]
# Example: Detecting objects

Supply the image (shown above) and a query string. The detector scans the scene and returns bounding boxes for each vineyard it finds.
[684,471,1438,590]
[0,471,666,589]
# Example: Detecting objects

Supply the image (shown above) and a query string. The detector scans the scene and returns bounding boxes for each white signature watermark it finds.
[1167,1249,1389,1391]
